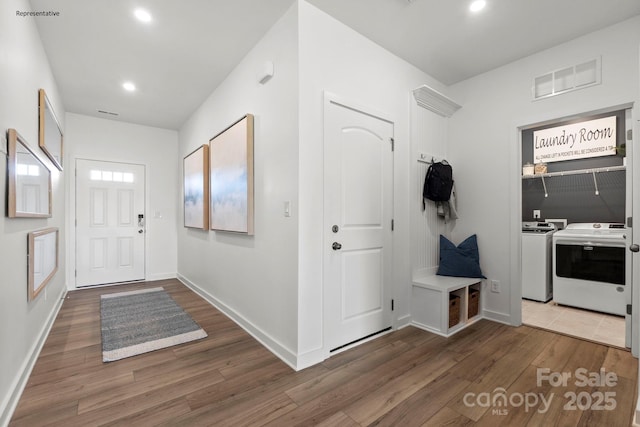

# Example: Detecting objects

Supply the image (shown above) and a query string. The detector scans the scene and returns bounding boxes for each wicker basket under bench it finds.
[411,274,482,337]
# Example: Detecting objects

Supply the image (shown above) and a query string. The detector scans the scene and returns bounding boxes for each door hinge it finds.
[391,299,395,311]
[390,137,395,152]
[627,304,632,315]
[391,219,394,231]
[627,217,633,228]
[627,129,632,141]
[75,270,77,277]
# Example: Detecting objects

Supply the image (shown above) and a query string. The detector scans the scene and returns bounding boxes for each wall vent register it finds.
[533,57,601,100]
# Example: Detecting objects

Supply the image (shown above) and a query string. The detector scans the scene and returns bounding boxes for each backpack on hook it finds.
[423,160,453,208]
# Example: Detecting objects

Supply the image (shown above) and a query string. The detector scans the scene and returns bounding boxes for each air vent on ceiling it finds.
[97,109,119,117]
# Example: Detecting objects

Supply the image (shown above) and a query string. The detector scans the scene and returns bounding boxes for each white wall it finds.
[0,1,67,423]
[447,16,640,324]
[177,4,300,367]
[296,1,451,367]
[65,113,179,286]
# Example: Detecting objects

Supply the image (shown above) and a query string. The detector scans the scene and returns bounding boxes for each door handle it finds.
[138,229,144,234]
[631,244,640,253]
[332,242,342,251]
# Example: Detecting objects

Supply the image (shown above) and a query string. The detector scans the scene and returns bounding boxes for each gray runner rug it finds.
[100,287,207,362]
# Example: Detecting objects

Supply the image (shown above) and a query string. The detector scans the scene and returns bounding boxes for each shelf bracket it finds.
[540,175,548,198]
[592,171,600,196]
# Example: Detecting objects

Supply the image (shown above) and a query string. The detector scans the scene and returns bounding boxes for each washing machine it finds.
[553,223,627,315]
[522,221,556,302]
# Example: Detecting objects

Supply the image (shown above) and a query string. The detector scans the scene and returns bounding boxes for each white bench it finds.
[411,274,482,337]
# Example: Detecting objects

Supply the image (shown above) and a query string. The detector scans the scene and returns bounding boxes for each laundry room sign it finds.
[533,116,616,163]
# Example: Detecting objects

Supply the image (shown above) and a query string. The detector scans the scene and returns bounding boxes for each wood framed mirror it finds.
[38,88,64,170]
[28,227,59,301]
[7,128,52,218]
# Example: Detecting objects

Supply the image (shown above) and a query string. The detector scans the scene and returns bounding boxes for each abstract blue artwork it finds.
[183,144,209,229]
[209,114,254,234]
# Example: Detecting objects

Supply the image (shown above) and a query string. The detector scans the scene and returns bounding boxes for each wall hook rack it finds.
[417,152,439,164]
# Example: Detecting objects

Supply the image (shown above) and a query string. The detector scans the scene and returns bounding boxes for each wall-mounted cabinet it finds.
[411,275,482,337]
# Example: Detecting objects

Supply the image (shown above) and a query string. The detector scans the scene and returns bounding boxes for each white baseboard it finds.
[1,288,67,427]
[147,272,177,281]
[176,273,299,371]
[395,314,412,330]
[295,347,326,371]
[482,309,512,326]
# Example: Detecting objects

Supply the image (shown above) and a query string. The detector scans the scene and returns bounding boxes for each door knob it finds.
[631,244,640,253]
[138,229,144,234]
[332,242,342,251]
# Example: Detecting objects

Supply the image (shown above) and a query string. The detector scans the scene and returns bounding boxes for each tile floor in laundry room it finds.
[522,299,626,348]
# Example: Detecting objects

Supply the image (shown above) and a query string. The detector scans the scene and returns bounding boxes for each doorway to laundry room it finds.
[520,107,633,350]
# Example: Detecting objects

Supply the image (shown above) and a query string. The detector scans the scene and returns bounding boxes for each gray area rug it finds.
[100,287,207,362]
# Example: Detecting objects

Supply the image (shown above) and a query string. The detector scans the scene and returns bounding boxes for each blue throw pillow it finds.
[437,234,486,279]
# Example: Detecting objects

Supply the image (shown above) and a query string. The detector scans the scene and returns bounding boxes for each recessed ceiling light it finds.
[122,82,136,92]
[134,8,152,23]
[469,0,486,12]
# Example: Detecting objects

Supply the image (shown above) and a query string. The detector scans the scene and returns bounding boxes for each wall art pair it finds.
[183,114,254,235]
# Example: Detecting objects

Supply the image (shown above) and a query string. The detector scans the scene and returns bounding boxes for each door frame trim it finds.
[510,102,637,354]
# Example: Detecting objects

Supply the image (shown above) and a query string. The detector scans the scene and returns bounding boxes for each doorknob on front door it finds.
[332,242,342,250]
[631,244,640,253]
[138,229,144,234]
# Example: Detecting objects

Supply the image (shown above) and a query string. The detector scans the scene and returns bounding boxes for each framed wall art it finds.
[28,227,59,301]
[7,128,52,218]
[38,88,64,171]
[183,144,210,229]
[209,114,254,234]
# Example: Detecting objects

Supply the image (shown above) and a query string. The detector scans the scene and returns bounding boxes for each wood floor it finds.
[10,279,638,426]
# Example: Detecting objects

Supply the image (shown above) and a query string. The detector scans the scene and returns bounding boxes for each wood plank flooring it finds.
[10,279,638,426]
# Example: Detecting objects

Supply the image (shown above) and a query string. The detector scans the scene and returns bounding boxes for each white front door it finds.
[324,96,394,352]
[76,159,145,287]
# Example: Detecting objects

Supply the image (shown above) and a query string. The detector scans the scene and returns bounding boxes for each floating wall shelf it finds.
[412,85,462,117]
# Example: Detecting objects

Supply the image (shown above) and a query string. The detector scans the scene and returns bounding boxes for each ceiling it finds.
[30,0,640,130]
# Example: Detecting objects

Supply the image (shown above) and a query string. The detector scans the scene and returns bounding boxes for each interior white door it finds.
[76,159,145,287]
[324,97,394,352]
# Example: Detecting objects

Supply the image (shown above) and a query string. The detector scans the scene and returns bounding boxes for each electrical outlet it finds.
[533,210,540,219]
[491,280,500,293]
